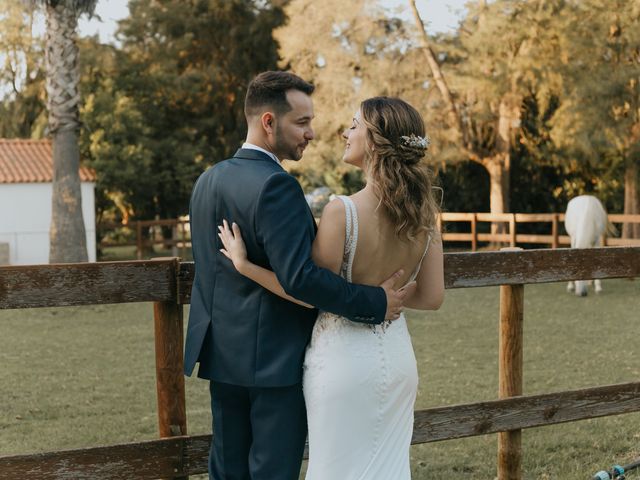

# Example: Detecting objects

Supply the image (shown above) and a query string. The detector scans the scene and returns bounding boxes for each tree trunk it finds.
[495,93,519,216]
[483,93,518,239]
[50,129,88,262]
[46,1,88,263]
[484,156,510,239]
[622,158,640,238]
[409,0,517,221]
[409,0,466,146]
[486,157,510,215]
[488,160,506,213]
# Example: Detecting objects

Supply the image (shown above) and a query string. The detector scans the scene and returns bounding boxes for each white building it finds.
[0,139,96,264]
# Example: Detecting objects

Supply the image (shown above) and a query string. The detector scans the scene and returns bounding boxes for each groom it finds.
[185,71,408,480]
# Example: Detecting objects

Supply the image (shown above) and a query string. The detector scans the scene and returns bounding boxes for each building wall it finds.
[0,182,96,264]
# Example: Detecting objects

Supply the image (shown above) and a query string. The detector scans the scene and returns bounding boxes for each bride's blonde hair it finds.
[360,96,440,242]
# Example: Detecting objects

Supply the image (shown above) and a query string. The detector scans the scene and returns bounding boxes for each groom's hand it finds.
[380,270,414,321]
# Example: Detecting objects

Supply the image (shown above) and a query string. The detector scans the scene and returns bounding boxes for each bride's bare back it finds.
[348,190,428,287]
[312,188,443,311]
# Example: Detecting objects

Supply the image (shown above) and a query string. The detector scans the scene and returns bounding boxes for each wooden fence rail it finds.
[439,212,640,250]
[1,247,639,479]
[97,213,640,259]
[98,219,190,259]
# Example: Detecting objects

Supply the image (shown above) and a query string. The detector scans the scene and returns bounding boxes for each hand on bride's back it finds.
[218,219,248,271]
[380,270,416,321]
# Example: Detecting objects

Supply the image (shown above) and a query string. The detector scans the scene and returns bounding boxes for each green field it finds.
[1,279,638,479]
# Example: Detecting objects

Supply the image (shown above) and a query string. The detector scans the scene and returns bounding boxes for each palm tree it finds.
[28,0,97,262]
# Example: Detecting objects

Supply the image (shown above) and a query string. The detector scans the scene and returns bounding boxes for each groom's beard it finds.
[273,127,305,161]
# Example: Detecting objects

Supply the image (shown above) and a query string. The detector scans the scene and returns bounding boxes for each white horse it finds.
[564,195,610,296]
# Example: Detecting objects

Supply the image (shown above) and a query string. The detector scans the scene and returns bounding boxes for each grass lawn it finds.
[1,278,638,479]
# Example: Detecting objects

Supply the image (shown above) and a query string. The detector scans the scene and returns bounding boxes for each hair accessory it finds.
[400,134,430,150]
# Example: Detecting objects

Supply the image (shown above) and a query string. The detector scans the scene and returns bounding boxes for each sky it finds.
[5,1,467,99]
[72,0,469,43]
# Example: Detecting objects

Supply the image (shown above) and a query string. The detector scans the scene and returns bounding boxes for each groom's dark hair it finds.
[244,71,314,118]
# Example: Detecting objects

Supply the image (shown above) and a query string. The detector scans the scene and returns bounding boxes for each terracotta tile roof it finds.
[0,139,96,183]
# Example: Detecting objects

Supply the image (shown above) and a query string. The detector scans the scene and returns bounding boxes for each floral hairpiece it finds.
[400,134,430,150]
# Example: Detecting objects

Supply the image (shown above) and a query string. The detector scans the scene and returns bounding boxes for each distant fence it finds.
[97,213,640,259]
[98,218,190,259]
[439,212,640,250]
[1,247,639,479]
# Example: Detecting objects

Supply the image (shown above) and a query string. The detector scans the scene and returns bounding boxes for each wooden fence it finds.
[1,247,639,479]
[98,219,190,259]
[98,213,640,259]
[439,212,640,250]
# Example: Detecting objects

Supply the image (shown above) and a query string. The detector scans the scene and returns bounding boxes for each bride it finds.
[218,96,444,479]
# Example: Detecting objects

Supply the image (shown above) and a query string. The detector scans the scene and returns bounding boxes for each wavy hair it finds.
[360,96,440,241]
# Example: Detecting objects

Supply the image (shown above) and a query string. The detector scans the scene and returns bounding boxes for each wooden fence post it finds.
[153,259,187,470]
[153,298,186,436]
[471,213,478,251]
[179,221,187,258]
[136,221,143,260]
[171,221,179,257]
[551,214,559,249]
[498,248,524,480]
[509,214,517,247]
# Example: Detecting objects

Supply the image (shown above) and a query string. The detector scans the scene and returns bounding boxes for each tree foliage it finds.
[549,0,640,234]
[1,0,637,226]
[0,0,46,137]
[81,0,286,221]
[276,0,433,193]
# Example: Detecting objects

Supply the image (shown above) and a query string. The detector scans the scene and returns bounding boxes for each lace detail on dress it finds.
[314,197,432,335]
[341,195,358,282]
[340,196,378,329]
[312,195,362,336]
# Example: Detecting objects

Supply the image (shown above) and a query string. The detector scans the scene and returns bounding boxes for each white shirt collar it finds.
[242,142,280,165]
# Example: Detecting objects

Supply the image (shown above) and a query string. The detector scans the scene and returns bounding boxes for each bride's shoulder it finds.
[318,197,346,226]
[312,197,348,273]
[318,197,347,238]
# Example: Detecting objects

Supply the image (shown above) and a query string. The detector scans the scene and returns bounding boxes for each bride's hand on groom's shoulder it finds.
[380,270,416,321]
[218,219,248,272]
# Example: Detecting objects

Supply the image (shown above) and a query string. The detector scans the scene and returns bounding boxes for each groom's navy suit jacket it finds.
[185,149,386,387]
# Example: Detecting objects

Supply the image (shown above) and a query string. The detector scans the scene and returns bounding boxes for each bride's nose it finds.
[341,129,348,139]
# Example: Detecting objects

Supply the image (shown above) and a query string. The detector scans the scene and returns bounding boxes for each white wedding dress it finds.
[303,195,428,480]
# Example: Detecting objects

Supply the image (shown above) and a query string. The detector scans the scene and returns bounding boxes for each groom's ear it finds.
[261,112,275,135]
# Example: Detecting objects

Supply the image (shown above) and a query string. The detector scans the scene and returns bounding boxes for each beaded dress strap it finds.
[336,195,359,282]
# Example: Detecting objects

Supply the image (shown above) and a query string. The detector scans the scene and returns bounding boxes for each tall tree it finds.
[82,0,286,222]
[409,0,565,221]
[276,0,432,193]
[550,0,640,237]
[26,0,97,262]
[0,0,46,138]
